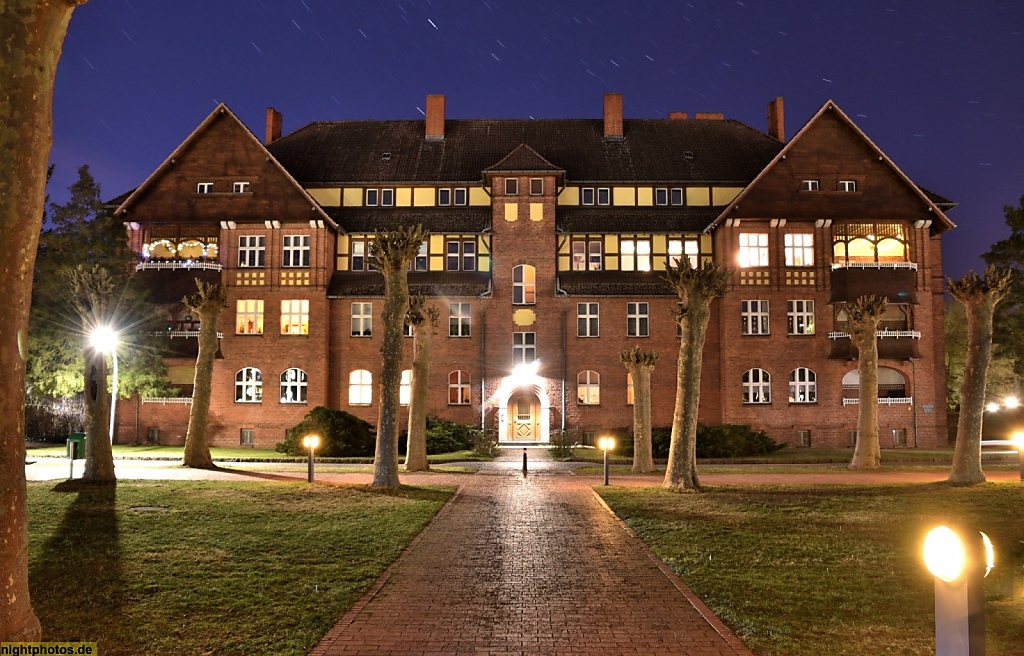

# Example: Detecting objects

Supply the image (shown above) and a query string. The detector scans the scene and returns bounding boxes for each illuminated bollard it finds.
[599,436,615,486]
[923,526,994,656]
[303,434,320,483]
[522,448,527,474]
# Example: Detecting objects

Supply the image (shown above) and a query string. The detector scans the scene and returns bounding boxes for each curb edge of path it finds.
[307,482,467,656]
[590,487,755,656]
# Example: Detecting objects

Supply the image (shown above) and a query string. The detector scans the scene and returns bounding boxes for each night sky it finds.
[49,0,1023,277]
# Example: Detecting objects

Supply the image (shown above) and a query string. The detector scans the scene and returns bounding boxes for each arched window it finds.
[831,223,909,265]
[280,368,307,403]
[348,370,372,406]
[235,367,262,403]
[842,367,906,399]
[742,368,771,404]
[400,369,411,407]
[789,367,816,403]
[577,371,600,405]
[448,371,471,405]
[512,265,536,305]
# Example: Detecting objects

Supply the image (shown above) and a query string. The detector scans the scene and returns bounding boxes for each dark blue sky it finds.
[50,0,1023,277]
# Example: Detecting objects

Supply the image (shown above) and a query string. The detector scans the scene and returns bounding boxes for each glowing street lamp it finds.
[985,402,1000,413]
[923,526,994,656]
[302,434,320,482]
[1012,432,1024,481]
[89,325,119,444]
[598,436,615,486]
[1002,396,1019,409]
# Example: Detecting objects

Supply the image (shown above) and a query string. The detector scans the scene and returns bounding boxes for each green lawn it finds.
[597,483,1024,656]
[27,480,453,655]
[569,446,988,465]
[26,444,494,463]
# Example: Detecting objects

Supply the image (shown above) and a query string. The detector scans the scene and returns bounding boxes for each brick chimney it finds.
[668,112,688,120]
[425,94,445,140]
[603,92,623,139]
[767,97,785,142]
[265,108,282,145]
[694,112,724,120]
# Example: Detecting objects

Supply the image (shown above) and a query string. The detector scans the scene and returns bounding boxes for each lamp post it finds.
[923,526,994,656]
[598,436,615,486]
[89,326,119,444]
[1012,432,1024,481]
[302,434,320,482]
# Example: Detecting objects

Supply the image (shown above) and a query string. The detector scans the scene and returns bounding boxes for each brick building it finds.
[111,93,954,449]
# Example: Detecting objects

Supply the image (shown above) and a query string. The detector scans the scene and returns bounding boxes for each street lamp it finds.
[89,325,119,444]
[302,434,320,482]
[923,526,994,656]
[1011,431,1024,481]
[598,436,615,486]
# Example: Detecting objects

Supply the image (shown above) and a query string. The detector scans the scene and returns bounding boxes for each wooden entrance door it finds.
[508,391,540,441]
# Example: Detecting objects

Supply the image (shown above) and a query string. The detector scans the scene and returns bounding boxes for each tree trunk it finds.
[183,287,225,468]
[664,301,711,490]
[949,294,998,483]
[373,267,409,488]
[848,297,886,470]
[82,348,116,481]
[404,321,431,472]
[630,364,654,474]
[0,1,85,641]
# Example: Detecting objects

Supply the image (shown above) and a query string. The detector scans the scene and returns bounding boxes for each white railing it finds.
[828,330,922,340]
[831,261,917,271]
[842,397,913,406]
[162,330,224,339]
[142,397,194,405]
[136,260,222,272]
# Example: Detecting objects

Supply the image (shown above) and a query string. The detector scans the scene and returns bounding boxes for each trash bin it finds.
[67,433,86,460]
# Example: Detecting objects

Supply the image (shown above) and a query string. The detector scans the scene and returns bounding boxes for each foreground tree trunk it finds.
[663,260,729,491]
[846,295,887,470]
[948,268,1011,484]
[0,2,87,640]
[182,280,227,468]
[405,296,438,472]
[620,346,658,473]
[369,226,426,488]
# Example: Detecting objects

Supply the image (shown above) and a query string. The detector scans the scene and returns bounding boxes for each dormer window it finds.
[655,188,668,206]
[438,188,451,206]
[530,178,544,195]
[197,182,213,194]
[597,187,611,205]
[505,178,518,195]
[233,181,250,194]
[380,188,395,206]
[453,188,467,205]
[670,188,684,205]
[801,180,819,192]
[365,189,378,206]
[581,187,595,205]
[838,180,857,192]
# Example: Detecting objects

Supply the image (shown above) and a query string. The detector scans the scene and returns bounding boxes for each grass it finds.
[597,482,1024,656]
[569,446,975,465]
[27,480,453,655]
[26,444,495,463]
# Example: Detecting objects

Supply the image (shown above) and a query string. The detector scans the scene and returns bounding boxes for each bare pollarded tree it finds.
[404,295,440,472]
[182,280,227,469]
[662,259,729,491]
[948,267,1012,484]
[620,346,659,474]
[844,295,888,470]
[368,225,427,488]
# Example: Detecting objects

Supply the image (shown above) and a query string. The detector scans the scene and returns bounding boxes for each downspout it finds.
[911,357,919,448]
[480,279,490,431]
[556,280,568,432]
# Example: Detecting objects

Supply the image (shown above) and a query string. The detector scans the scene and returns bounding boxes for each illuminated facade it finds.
[112,94,953,449]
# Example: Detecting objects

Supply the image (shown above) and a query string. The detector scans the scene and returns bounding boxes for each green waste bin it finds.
[67,433,86,460]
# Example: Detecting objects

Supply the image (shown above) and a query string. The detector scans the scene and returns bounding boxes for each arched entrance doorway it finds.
[507,390,541,441]
[494,364,550,444]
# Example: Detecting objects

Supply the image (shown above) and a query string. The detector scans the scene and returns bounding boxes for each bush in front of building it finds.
[25,395,85,442]
[424,416,480,455]
[696,423,785,458]
[277,407,376,457]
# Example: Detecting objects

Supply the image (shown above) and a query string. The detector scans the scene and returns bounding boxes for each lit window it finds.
[448,371,471,405]
[789,367,816,403]
[235,367,262,403]
[627,302,649,337]
[621,239,651,272]
[670,188,684,206]
[784,233,814,267]
[738,233,768,268]
[530,178,544,195]
[380,188,395,206]
[280,368,307,403]
[449,303,471,337]
[414,241,428,271]
[668,238,699,268]
[838,180,857,192]
[505,178,518,195]
[627,372,634,405]
[365,188,379,206]
[573,239,602,270]
[280,299,309,335]
[655,188,668,206]
[283,234,310,267]
[577,371,600,405]
[453,188,467,205]
[741,300,770,336]
[351,302,372,337]
[438,188,451,206]
[400,370,411,406]
[348,370,372,405]
[513,332,536,364]
[577,303,599,337]
[513,265,536,305]
[236,300,264,335]
[196,182,213,194]
[233,181,250,194]
[238,235,265,267]
[742,368,771,404]
[581,187,595,205]
[787,300,815,335]
[351,240,366,271]
[597,187,610,205]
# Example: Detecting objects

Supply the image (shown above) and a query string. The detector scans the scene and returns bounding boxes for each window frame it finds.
[800,179,820,192]
[742,368,771,404]
[627,302,649,337]
[577,370,600,405]
[400,369,411,407]
[449,302,471,337]
[233,181,250,194]
[438,188,451,206]
[513,332,536,364]
[512,264,536,305]
[597,187,611,206]
[581,187,595,205]
[738,232,769,268]
[235,367,263,403]
[414,241,428,271]
[196,182,213,194]
[741,300,770,336]
[282,234,311,268]
[280,299,309,335]
[351,302,373,337]
[453,187,467,206]
[654,188,668,206]
[789,367,817,403]
[620,238,652,272]
[670,187,684,206]
[529,178,544,195]
[505,178,518,195]
[577,302,599,337]
[380,188,395,206]
[838,179,857,192]
[238,235,266,268]
[280,368,308,404]
[787,300,815,335]
[448,370,471,405]
[365,188,379,206]
[348,369,372,406]
[235,299,264,335]
[784,233,814,267]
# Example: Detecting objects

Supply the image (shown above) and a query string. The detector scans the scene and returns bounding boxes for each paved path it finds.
[309,449,750,656]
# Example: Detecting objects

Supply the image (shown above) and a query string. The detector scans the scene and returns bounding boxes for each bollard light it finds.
[598,436,615,486]
[923,526,993,656]
[302,434,320,483]
[1012,431,1024,481]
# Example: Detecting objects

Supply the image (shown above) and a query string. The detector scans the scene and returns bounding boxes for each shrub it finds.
[652,427,672,459]
[25,395,85,442]
[696,423,784,458]
[424,416,479,455]
[276,407,375,457]
[549,429,576,459]
[471,430,500,458]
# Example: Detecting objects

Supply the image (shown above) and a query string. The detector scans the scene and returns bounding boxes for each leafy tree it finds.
[182,280,227,469]
[983,195,1024,377]
[1,2,88,642]
[368,225,427,488]
[620,346,659,473]
[944,300,1018,411]
[404,295,439,472]
[845,295,887,470]
[948,268,1012,484]
[662,259,729,490]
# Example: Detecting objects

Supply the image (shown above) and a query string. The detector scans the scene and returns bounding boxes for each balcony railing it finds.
[828,329,922,340]
[831,261,918,271]
[163,329,224,339]
[842,397,913,406]
[137,260,222,272]
[141,397,193,405]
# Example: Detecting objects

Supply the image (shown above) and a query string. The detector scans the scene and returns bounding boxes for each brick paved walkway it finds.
[309,448,751,656]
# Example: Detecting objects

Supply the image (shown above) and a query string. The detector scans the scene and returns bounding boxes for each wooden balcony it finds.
[828,264,918,305]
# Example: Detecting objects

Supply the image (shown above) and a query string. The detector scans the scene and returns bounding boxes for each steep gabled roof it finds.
[710,100,955,232]
[114,103,336,229]
[485,143,564,173]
